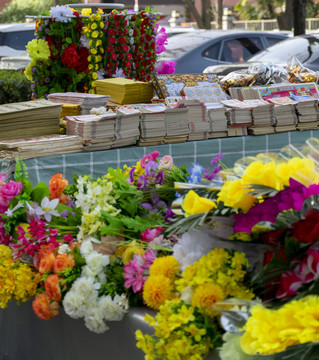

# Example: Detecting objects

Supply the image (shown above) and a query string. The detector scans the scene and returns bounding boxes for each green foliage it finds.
[0,70,31,104]
[61,246,86,292]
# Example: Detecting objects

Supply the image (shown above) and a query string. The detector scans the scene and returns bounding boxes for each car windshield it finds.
[0,30,35,50]
[248,35,319,64]
[161,32,213,59]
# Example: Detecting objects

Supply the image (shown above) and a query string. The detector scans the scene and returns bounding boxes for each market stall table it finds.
[2,129,318,185]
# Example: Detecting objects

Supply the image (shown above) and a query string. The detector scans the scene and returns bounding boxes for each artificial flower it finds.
[50,5,73,22]
[143,274,175,310]
[26,39,51,61]
[49,173,69,204]
[181,190,216,217]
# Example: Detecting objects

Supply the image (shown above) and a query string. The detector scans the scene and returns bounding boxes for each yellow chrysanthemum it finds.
[143,275,175,310]
[90,23,97,30]
[149,256,180,282]
[91,30,99,38]
[81,8,92,15]
[217,178,256,212]
[0,245,12,264]
[26,39,51,61]
[242,160,280,190]
[191,283,225,317]
[181,190,216,217]
[276,157,319,187]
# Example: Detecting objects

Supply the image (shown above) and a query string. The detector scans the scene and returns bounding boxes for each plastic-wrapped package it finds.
[220,70,255,94]
[287,55,319,83]
[247,64,288,85]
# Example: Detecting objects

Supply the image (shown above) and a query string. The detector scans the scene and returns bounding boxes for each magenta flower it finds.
[141,227,164,242]
[211,152,223,165]
[150,151,160,161]
[276,271,303,299]
[0,180,23,202]
[124,254,145,293]
[298,249,319,283]
[140,154,153,168]
[156,60,177,75]
[143,248,156,266]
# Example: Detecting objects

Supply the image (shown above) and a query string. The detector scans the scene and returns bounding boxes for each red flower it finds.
[111,52,117,60]
[133,30,137,36]
[122,44,129,52]
[115,21,119,28]
[276,271,302,299]
[61,44,80,68]
[146,34,152,41]
[140,69,146,77]
[119,53,124,60]
[151,42,156,49]
[108,37,116,44]
[107,62,113,69]
[108,28,115,36]
[75,47,89,73]
[118,28,122,35]
[107,45,114,52]
[126,61,131,68]
[298,249,319,283]
[126,53,132,60]
[140,37,145,44]
[292,208,319,243]
[124,29,128,35]
[137,54,143,61]
[119,36,126,44]
[73,11,80,17]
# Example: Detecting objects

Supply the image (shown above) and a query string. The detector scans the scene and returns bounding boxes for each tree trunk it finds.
[293,0,307,35]
[276,0,293,30]
[201,0,212,29]
[184,0,205,28]
[216,0,223,29]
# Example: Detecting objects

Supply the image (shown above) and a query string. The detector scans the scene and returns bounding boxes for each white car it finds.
[0,22,36,58]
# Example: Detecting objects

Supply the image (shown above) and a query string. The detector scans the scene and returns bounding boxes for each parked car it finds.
[203,34,319,76]
[0,23,36,59]
[159,30,289,74]
[163,26,199,38]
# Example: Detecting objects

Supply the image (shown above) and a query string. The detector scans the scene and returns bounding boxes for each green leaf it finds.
[30,182,50,204]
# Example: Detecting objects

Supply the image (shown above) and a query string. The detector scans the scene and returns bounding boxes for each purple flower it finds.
[44,19,49,25]
[60,210,68,219]
[137,175,148,189]
[32,92,37,98]
[145,161,158,177]
[141,193,167,213]
[31,83,36,89]
[128,167,136,183]
[155,170,164,185]
[165,208,175,223]
[203,165,222,181]
[211,152,223,165]
[31,67,36,74]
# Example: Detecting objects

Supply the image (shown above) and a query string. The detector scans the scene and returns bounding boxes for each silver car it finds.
[160,30,288,74]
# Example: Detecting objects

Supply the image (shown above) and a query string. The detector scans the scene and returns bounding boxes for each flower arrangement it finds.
[2,140,319,359]
[25,6,174,98]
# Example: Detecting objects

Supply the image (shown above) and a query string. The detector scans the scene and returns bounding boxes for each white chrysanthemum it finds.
[50,5,73,22]
[72,276,98,302]
[98,295,127,321]
[58,244,71,254]
[80,35,90,49]
[80,238,95,257]
[173,229,215,271]
[62,291,87,319]
[86,252,110,275]
[81,265,96,279]
[98,272,107,284]
[84,306,109,334]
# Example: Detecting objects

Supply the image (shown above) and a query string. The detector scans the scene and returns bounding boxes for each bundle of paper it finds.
[60,103,81,118]
[208,131,227,139]
[176,99,208,141]
[227,127,248,137]
[138,104,166,144]
[205,103,227,132]
[291,95,319,129]
[47,92,109,115]
[66,113,117,151]
[0,99,61,140]
[111,107,140,148]
[95,78,154,105]
[248,126,275,135]
[220,99,252,128]
[243,99,275,126]
[0,135,83,159]
[164,107,189,143]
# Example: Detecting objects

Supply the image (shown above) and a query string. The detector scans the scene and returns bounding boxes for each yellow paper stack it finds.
[95,78,154,105]
[60,103,81,119]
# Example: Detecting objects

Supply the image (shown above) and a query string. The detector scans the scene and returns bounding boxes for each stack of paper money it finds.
[111,107,140,148]
[205,103,227,139]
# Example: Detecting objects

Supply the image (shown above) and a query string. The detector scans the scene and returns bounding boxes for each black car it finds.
[159,30,288,74]
[203,34,319,76]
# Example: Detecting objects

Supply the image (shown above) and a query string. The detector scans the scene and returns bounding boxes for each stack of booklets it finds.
[0,135,83,160]
[112,107,140,148]
[66,112,117,151]
[243,99,276,135]
[164,107,189,144]
[47,92,109,115]
[291,95,319,130]
[138,104,167,146]
[0,99,61,140]
[60,103,81,118]
[220,99,252,137]
[176,99,208,141]
[205,103,227,139]
[268,97,298,132]
[95,78,154,105]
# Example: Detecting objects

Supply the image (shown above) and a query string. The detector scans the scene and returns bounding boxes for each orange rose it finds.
[45,274,62,301]
[38,253,55,273]
[49,173,69,204]
[53,253,75,273]
[32,293,59,320]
